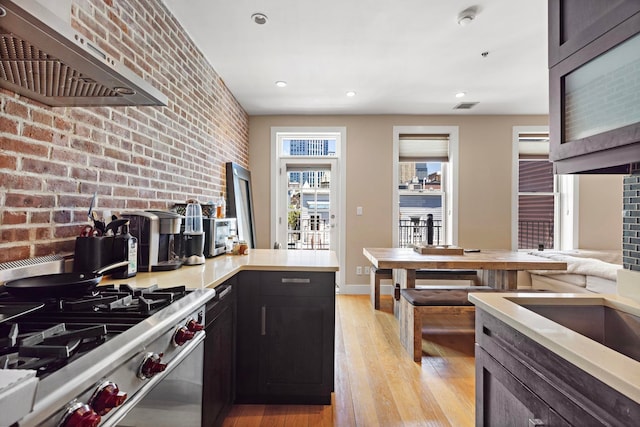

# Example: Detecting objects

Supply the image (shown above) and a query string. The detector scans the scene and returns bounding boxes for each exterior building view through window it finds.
[398,161,444,247]
[283,138,336,250]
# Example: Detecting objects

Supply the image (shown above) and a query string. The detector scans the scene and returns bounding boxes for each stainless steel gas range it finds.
[0,259,215,427]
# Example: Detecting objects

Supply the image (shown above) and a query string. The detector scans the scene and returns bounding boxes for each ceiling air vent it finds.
[453,102,478,110]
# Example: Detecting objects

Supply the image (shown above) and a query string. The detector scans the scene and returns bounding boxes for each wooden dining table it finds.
[363,247,568,291]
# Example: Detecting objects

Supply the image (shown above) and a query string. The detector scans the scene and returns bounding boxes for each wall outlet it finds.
[356,266,362,275]
[364,266,370,275]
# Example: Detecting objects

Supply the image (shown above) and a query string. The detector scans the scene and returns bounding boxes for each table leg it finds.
[477,270,518,290]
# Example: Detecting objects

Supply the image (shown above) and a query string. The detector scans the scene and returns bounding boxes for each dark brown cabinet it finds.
[548,0,640,174]
[475,308,640,426]
[202,279,236,427]
[235,270,335,404]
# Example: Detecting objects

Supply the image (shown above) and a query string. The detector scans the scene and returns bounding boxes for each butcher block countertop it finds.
[104,249,339,290]
[363,247,567,271]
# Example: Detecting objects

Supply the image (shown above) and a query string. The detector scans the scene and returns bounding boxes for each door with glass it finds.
[277,158,338,253]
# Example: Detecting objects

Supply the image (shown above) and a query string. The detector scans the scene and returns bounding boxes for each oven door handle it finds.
[99,332,205,427]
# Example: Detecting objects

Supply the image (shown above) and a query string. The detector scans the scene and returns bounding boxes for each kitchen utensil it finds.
[88,192,96,221]
[0,302,45,324]
[79,225,102,237]
[93,218,106,235]
[105,218,129,235]
[3,261,129,298]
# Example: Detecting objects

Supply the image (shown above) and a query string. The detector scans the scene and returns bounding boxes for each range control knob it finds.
[173,326,195,346]
[138,352,167,379]
[186,318,204,332]
[58,401,101,427]
[90,381,127,415]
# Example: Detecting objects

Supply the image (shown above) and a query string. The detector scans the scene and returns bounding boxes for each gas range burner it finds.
[0,284,189,317]
[0,284,193,380]
[58,284,188,315]
[0,322,108,377]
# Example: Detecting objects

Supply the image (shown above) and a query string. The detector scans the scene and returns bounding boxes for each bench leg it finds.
[399,297,422,362]
[400,303,477,363]
[370,268,380,310]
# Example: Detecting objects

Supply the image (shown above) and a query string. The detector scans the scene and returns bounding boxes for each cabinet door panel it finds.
[259,295,334,397]
[476,347,551,427]
[203,303,234,427]
[548,0,640,66]
[235,272,261,398]
[548,2,640,173]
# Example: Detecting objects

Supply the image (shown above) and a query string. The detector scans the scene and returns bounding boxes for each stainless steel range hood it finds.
[0,0,168,107]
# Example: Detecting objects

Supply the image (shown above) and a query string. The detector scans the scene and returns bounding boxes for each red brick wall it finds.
[0,0,249,263]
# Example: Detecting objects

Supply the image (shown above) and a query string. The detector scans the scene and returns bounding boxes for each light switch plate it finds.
[356,206,363,216]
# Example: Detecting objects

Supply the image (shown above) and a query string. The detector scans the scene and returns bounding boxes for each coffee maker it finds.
[120,210,183,271]
[182,201,205,265]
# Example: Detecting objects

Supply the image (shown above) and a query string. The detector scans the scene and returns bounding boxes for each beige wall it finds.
[578,175,623,250]
[248,115,624,287]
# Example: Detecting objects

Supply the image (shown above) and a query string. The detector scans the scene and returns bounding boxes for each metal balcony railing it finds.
[287,218,331,250]
[398,218,443,248]
[518,220,554,250]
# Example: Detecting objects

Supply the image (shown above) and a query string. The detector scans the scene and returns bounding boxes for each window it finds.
[393,128,459,248]
[514,130,560,250]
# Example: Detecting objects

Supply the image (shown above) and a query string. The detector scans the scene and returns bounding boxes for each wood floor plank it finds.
[222,294,475,427]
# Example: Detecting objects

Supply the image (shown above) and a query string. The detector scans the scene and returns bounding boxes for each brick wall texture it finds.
[623,170,640,271]
[0,0,249,263]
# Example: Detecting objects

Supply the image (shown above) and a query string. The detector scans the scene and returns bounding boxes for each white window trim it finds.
[393,126,459,247]
[270,126,346,288]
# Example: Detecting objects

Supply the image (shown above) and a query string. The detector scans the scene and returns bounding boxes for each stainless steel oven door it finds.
[105,334,204,427]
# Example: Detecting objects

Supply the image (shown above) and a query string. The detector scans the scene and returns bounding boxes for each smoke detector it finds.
[457,7,478,26]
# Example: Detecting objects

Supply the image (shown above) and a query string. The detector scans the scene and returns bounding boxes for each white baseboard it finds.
[338,284,395,295]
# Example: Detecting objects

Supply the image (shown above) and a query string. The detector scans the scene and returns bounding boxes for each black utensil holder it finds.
[73,236,116,272]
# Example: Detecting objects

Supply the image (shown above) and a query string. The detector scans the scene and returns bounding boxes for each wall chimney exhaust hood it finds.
[0,0,168,107]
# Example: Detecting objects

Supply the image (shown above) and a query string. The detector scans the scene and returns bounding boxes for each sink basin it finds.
[508,298,640,363]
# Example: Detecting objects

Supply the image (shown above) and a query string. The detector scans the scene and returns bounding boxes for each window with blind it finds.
[516,132,558,250]
[398,134,450,247]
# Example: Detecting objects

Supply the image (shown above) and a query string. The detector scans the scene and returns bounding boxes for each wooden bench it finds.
[399,286,496,362]
[370,268,478,310]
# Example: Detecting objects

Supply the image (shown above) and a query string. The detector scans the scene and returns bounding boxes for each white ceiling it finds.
[162,0,549,116]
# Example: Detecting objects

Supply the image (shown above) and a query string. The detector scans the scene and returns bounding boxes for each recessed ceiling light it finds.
[275,81,287,88]
[251,13,268,25]
[455,92,466,98]
[346,91,356,97]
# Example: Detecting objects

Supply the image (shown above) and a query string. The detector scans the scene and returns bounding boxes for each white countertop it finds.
[102,249,339,290]
[469,291,640,404]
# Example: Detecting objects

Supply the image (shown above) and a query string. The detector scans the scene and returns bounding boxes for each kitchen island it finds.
[470,292,640,425]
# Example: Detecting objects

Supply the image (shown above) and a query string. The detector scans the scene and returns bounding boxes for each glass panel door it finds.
[278,159,337,252]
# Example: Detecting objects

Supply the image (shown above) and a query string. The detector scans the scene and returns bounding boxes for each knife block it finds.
[73,236,116,272]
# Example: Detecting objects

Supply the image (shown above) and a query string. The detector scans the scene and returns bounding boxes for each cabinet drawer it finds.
[260,271,335,297]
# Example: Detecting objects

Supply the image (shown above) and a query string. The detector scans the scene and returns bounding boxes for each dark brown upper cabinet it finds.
[548,0,640,174]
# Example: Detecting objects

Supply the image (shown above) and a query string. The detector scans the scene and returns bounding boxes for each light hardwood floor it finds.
[221,294,476,427]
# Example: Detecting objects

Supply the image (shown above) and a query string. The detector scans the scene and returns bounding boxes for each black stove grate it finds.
[0,284,191,378]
